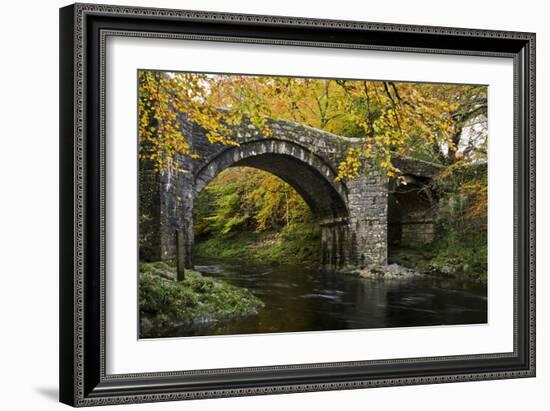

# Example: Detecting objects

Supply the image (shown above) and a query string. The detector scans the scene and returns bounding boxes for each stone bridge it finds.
[139,114,442,272]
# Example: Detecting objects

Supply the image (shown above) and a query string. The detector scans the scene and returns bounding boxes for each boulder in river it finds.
[359,263,423,280]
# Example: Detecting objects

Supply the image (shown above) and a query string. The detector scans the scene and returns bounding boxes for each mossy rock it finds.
[139,261,265,332]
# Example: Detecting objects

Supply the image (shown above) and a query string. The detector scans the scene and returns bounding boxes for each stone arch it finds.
[139,114,398,271]
[193,139,349,222]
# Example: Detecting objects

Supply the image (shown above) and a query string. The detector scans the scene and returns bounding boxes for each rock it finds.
[359,263,423,280]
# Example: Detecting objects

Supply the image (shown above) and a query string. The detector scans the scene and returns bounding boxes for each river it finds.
[146,258,487,338]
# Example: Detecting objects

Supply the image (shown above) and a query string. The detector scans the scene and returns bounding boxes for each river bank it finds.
[388,245,487,285]
[194,226,320,266]
[196,233,487,286]
[139,261,264,337]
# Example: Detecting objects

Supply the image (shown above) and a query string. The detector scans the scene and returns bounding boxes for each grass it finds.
[389,237,487,285]
[194,223,320,265]
[194,232,315,264]
[139,261,265,333]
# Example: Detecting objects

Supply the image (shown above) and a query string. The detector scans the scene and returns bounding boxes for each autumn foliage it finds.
[138,71,487,178]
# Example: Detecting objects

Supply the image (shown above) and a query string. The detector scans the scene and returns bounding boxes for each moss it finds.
[389,242,487,285]
[139,261,265,333]
[194,234,256,260]
[194,223,320,265]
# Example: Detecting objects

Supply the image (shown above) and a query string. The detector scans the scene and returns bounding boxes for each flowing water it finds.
[146,258,487,338]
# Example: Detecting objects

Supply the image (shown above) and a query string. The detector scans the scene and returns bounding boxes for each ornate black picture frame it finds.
[59,3,535,407]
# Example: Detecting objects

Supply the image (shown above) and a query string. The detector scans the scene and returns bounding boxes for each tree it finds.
[139,71,270,173]
[194,167,313,238]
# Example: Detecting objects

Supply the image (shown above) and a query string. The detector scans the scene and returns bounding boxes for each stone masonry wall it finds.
[347,174,388,267]
[387,179,436,248]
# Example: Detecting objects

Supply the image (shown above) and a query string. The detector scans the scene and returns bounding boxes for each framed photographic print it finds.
[59,3,536,407]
